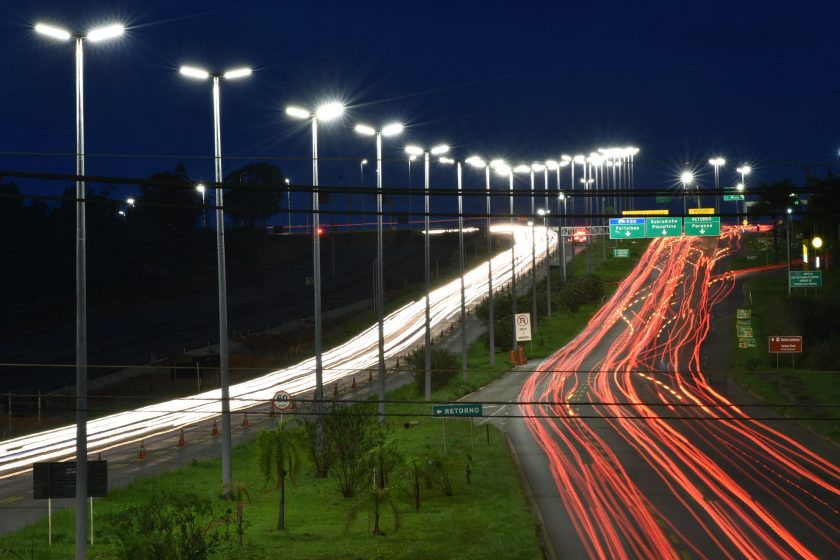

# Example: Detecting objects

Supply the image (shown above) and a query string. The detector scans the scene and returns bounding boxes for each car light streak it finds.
[521,227,840,558]
[0,225,554,477]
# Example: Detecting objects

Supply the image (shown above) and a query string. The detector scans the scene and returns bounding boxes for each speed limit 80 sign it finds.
[272,391,292,410]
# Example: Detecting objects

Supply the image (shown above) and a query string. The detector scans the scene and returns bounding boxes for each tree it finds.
[322,403,379,497]
[255,421,302,530]
[136,163,202,235]
[748,179,798,260]
[224,162,286,229]
[221,481,251,548]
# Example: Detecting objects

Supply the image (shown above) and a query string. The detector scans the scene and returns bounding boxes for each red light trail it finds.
[521,227,840,559]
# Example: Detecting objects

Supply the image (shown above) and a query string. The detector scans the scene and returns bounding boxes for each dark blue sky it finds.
[2,0,839,217]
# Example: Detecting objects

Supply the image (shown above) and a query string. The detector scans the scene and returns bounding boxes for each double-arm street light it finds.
[680,171,694,215]
[34,20,124,558]
[466,156,495,366]
[492,161,518,350]
[286,101,345,424]
[355,122,404,415]
[405,143,449,400]
[180,62,252,495]
[709,157,725,213]
[439,156,468,381]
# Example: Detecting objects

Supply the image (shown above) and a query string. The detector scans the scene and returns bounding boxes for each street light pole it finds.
[467,156,495,366]
[440,156,468,382]
[359,159,367,228]
[35,22,124,558]
[680,171,694,216]
[181,64,252,495]
[709,157,725,214]
[356,123,403,415]
[287,102,344,427]
[786,208,792,295]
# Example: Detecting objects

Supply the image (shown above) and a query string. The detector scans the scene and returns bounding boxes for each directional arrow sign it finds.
[609,218,645,240]
[685,216,720,237]
[433,404,483,417]
[646,217,682,238]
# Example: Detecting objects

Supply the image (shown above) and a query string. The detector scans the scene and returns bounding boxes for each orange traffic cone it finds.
[351,376,357,391]
[138,440,147,459]
[269,405,275,418]
[177,429,186,447]
[368,370,373,383]
[242,412,250,428]
[395,358,400,369]
[97,452,102,461]
[212,419,220,436]
[333,383,339,397]
[509,350,516,365]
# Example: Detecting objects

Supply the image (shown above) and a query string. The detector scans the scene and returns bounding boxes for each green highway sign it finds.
[646,217,682,238]
[609,218,646,240]
[737,326,754,338]
[684,216,721,237]
[655,196,672,203]
[724,194,745,201]
[736,309,751,319]
[613,248,630,258]
[738,338,756,348]
[433,404,483,417]
[789,270,822,288]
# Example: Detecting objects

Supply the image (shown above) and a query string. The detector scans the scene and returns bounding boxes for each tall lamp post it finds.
[355,122,404,416]
[709,157,725,213]
[466,156,495,366]
[440,156,468,381]
[538,208,551,317]
[405,143,449,400]
[786,207,792,295]
[180,63,252,495]
[680,171,694,215]
[736,165,751,221]
[492,161,518,351]
[514,165,537,332]
[196,183,207,229]
[35,23,125,558]
[286,101,345,420]
[34,21,124,558]
[359,159,368,228]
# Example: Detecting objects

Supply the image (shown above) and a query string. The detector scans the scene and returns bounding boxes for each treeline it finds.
[0,162,287,306]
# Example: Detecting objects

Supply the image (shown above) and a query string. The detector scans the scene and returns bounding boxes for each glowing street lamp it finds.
[196,184,207,229]
[180,62,252,494]
[493,161,519,350]
[405,142,448,400]
[466,155,496,366]
[680,171,694,215]
[438,155,468,381]
[355,121,404,415]
[286,101,346,422]
[34,20,124,557]
[514,165,538,332]
[736,165,751,218]
[709,157,725,213]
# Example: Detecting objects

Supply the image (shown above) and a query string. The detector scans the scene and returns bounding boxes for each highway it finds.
[519,228,840,559]
[0,224,553,481]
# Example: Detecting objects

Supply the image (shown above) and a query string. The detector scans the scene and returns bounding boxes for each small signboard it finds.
[613,248,630,258]
[736,309,751,319]
[646,217,682,238]
[515,313,532,342]
[609,218,646,240]
[433,404,483,417]
[737,326,754,338]
[33,461,108,499]
[736,319,751,329]
[688,208,715,215]
[684,216,721,237]
[724,194,745,201]
[273,391,292,410]
[622,209,669,216]
[738,338,756,348]
[655,196,672,203]
[789,271,822,288]
[768,336,802,353]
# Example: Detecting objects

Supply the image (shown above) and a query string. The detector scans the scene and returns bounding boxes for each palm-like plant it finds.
[221,480,251,548]
[255,420,302,530]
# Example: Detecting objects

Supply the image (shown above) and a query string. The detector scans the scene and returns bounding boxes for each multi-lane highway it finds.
[520,228,840,559]
[0,224,554,481]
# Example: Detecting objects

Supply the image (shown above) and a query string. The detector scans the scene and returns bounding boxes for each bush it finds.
[407,346,459,392]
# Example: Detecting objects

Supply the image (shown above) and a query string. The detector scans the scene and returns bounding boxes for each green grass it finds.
[730,268,840,441]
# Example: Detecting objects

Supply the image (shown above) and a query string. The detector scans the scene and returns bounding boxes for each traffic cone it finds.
[97,452,102,461]
[269,405,275,418]
[518,346,525,365]
[395,358,400,369]
[509,350,516,365]
[138,440,147,459]
[212,419,220,436]
[177,429,186,447]
[351,376,357,391]
[368,370,373,383]
[241,412,250,428]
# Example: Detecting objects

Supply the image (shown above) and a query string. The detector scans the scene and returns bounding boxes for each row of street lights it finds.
[681,161,752,218]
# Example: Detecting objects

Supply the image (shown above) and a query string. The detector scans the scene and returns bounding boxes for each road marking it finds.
[0,496,22,504]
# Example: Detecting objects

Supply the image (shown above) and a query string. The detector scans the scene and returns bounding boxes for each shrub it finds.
[407,346,459,392]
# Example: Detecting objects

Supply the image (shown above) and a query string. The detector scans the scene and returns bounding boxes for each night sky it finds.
[2,0,839,216]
